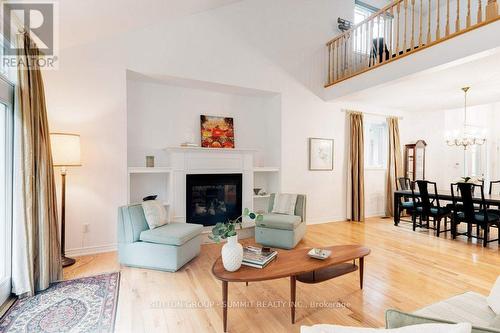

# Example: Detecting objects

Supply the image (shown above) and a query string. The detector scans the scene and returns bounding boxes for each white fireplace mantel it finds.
[165,146,255,228]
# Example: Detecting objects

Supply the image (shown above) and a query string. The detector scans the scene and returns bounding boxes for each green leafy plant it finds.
[209,208,263,243]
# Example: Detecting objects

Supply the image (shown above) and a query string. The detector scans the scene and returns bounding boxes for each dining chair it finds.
[413,180,451,236]
[397,177,419,224]
[487,180,500,227]
[489,180,500,195]
[450,183,471,239]
[456,182,499,247]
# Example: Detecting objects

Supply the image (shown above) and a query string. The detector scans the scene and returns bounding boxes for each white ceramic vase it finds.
[221,235,243,272]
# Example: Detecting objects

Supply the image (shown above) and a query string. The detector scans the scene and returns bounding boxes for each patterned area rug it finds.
[0,272,120,333]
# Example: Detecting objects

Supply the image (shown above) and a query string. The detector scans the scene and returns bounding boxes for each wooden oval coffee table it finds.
[212,244,370,332]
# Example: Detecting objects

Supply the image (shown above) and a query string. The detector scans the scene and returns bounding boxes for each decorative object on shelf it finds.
[445,87,486,149]
[146,155,154,167]
[200,115,235,149]
[209,208,263,272]
[142,195,158,201]
[50,133,82,267]
[307,248,332,260]
[404,140,426,181]
[309,138,334,171]
[180,142,198,147]
[253,188,262,195]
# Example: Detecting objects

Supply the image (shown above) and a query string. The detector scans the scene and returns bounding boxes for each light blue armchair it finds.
[254,194,306,249]
[117,203,203,272]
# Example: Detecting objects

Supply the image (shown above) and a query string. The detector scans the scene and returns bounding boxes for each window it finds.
[469,145,486,177]
[354,1,393,54]
[0,76,14,306]
[364,118,388,169]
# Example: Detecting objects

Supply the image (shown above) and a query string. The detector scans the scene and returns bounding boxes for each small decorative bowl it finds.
[308,248,331,260]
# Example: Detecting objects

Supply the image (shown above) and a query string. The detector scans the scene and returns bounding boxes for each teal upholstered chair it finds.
[117,203,203,272]
[254,194,306,249]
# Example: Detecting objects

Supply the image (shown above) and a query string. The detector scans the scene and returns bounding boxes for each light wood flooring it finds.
[63,218,500,333]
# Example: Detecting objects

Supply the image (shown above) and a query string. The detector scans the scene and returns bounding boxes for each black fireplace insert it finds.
[186,173,242,227]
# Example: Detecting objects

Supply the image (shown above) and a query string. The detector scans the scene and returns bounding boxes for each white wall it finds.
[44,0,406,254]
[126,78,281,168]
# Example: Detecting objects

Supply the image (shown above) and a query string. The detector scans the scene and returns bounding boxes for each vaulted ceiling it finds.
[58,0,242,49]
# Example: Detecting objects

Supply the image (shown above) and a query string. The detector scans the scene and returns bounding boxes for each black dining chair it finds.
[397,177,419,224]
[455,182,500,247]
[488,180,500,227]
[450,182,472,239]
[489,180,500,195]
[413,180,451,236]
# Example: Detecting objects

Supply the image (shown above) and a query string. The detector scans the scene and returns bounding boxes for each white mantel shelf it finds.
[164,146,258,153]
[253,167,280,172]
[128,167,172,174]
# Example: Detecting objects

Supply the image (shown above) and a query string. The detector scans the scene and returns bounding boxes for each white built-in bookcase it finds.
[127,148,280,225]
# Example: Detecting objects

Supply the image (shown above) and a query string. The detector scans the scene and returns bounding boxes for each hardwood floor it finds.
[63,218,500,333]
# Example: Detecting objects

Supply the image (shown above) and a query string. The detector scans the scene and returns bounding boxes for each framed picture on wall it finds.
[200,115,235,149]
[309,138,334,171]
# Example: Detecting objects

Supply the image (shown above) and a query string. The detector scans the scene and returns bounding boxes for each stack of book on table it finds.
[242,246,277,269]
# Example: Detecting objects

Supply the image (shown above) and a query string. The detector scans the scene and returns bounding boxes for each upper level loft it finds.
[325,0,500,89]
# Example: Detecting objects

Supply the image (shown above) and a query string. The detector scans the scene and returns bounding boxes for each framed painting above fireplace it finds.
[200,115,235,149]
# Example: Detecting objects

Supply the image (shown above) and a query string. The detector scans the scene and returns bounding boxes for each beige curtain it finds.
[12,32,62,296]
[348,112,365,222]
[385,117,403,217]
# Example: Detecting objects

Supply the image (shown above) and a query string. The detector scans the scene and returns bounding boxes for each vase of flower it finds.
[209,208,264,272]
[221,234,243,272]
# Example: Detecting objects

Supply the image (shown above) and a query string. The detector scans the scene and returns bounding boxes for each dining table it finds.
[393,189,500,226]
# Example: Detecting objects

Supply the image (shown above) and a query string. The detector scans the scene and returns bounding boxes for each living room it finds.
[0,0,499,332]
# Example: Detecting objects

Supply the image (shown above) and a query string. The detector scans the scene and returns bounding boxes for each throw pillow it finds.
[142,200,168,229]
[272,193,298,215]
[300,323,472,333]
[487,276,500,315]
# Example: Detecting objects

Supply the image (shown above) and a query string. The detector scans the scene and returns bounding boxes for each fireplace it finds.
[186,174,242,227]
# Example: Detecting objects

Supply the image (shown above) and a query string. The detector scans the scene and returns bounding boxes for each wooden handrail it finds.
[325,0,499,87]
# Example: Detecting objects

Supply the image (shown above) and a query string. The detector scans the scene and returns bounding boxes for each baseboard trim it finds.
[65,244,117,257]
[366,212,386,218]
[306,216,346,225]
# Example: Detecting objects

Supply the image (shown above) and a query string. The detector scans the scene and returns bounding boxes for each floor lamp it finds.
[50,133,82,267]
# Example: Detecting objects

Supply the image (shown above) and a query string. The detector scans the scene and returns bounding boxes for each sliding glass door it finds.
[0,76,14,305]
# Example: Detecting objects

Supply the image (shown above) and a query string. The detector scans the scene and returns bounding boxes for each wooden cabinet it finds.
[404,140,427,181]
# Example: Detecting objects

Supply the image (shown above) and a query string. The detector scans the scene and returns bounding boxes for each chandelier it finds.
[445,87,486,149]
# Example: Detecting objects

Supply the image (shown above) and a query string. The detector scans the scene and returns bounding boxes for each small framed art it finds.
[309,138,334,171]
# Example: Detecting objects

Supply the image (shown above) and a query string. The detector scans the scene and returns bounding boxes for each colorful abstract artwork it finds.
[200,115,235,149]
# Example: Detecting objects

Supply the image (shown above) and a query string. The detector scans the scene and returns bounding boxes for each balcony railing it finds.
[325,0,499,87]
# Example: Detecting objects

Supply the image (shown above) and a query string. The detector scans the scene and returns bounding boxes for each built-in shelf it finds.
[253,194,271,199]
[128,167,172,174]
[253,167,280,172]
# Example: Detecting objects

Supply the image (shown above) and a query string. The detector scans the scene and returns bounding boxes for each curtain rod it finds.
[341,109,404,120]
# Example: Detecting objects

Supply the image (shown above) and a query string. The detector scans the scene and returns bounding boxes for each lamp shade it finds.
[50,133,81,167]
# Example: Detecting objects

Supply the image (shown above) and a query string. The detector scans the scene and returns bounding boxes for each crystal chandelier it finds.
[445,87,486,149]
